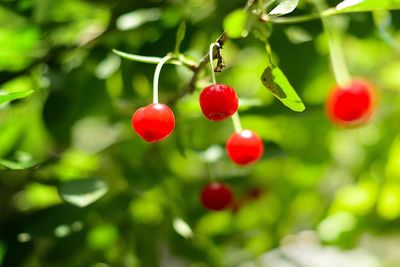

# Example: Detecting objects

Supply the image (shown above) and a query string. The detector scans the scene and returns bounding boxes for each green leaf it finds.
[332,0,400,13]
[0,159,38,170]
[0,151,39,170]
[269,0,300,16]
[0,90,33,105]
[261,66,305,112]
[175,21,186,53]
[58,178,108,208]
[173,218,193,239]
[223,9,247,39]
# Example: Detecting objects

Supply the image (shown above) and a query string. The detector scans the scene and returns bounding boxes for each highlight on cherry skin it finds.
[326,79,376,127]
[199,84,239,121]
[200,182,233,211]
[131,103,175,143]
[226,130,264,166]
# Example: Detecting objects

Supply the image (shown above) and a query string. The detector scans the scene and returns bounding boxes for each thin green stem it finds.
[113,49,197,70]
[231,112,243,133]
[153,54,173,104]
[270,13,321,24]
[322,18,351,87]
[314,0,351,87]
[209,43,217,84]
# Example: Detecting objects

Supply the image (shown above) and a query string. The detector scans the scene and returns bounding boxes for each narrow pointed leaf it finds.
[175,21,186,53]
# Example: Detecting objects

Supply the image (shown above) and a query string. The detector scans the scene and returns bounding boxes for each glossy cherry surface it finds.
[132,103,175,142]
[226,130,264,165]
[199,84,239,121]
[326,79,375,126]
[200,182,233,211]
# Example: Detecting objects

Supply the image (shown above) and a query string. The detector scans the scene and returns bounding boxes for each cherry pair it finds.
[326,79,375,127]
[200,84,264,165]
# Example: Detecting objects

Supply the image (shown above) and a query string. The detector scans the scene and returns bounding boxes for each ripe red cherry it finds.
[226,130,264,165]
[200,182,233,211]
[199,84,239,121]
[131,103,175,142]
[326,79,375,126]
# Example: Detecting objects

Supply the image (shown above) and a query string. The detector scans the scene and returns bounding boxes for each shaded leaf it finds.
[261,66,305,112]
[0,90,33,105]
[0,151,39,170]
[58,178,108,208]
[269,0,299,16]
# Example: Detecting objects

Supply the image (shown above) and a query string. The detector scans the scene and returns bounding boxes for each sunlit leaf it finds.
[0,90,33,105]
[87,224,118,250]
[332,0,400,13]
[173,218,193,239]
[25,183,62,209]
[269,0,299,16]
[58,178,108,207]
[261,66,305,112]
[377,184,400,220]
[116,8,161,31]
[317,212,357,242]
[285,26,313,44]
[223,9,247,39]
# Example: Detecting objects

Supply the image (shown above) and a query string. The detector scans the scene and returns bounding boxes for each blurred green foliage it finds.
[0,0,400,266]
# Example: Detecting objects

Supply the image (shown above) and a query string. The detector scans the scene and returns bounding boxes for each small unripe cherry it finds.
[200,182,233,211]
[132,103,175,142]
[226,130,264,165]
[326,79,375,127]
[199,84,239,121]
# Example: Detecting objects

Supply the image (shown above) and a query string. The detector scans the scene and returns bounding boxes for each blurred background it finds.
[0,0,400,266]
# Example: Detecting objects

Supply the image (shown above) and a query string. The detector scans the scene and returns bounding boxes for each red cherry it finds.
[132,103,175,142]
[200,182,233,211]
[226,130,264,165]
[326,79,375,126]
[199,84,239,121]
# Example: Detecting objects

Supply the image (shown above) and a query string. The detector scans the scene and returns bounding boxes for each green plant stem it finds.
[314,1,351,87]
[268,8,358,24]
[209,43,217,84]
[153,54,174,104]
[269,13,322,24]
[324,19,351,87]
[113,49,197,70]
[231,112,243,133]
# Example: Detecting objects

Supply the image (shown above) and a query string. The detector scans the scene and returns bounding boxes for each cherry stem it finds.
[316,0,351,87]
[231,112,243,133]
[209,43,217,85]
[153,54,173,103]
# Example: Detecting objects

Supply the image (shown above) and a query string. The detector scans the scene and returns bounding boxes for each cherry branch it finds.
[167,32,228,106]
